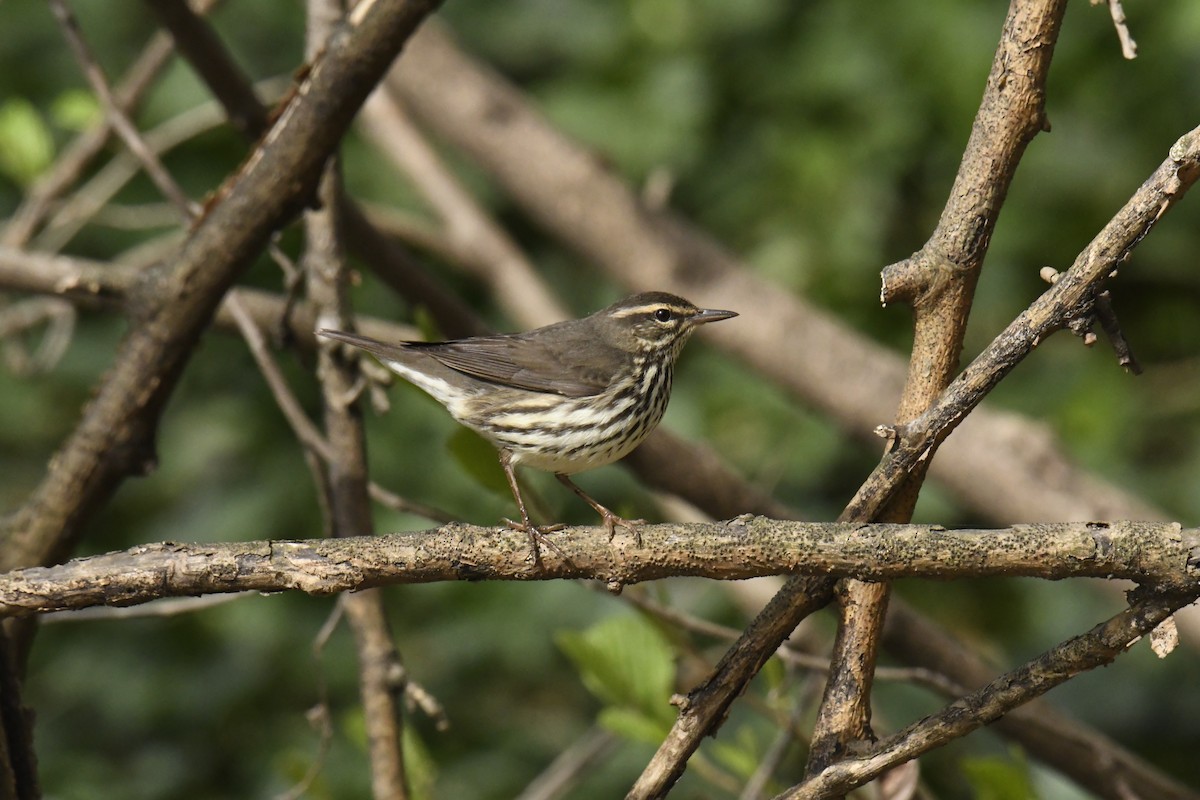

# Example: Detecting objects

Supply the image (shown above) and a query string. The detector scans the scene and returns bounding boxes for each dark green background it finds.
[2,1,1198,797]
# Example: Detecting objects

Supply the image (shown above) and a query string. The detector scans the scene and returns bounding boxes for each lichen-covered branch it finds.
[1,520,1197,618]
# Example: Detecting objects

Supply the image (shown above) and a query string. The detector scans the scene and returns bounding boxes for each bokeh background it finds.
[2,1,1199,797]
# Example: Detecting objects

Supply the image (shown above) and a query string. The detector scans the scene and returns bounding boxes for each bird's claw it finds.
[599,510,646,546]
[503,518,569,564]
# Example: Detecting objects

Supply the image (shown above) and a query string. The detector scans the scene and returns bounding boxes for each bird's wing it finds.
[414,327,622,397]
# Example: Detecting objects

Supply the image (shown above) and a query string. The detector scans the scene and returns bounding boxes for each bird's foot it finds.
[504,518,568,564]
[596,507,646,546]
[554,474,645,546]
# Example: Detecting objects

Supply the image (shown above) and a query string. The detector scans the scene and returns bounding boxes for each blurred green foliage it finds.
[3,0,1200,797]
[557,613,676,743]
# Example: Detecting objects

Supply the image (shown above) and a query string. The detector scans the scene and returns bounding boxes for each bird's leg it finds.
[556,474,645,545]
[498,450,566,563]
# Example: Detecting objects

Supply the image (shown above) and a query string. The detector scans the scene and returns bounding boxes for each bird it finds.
[317,291,737,559]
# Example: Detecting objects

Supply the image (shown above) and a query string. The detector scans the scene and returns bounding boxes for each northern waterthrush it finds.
[317,291,736,557]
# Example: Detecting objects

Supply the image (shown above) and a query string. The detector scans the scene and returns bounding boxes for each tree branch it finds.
[845,123,1200,523]
[780,589,1193,799]
[882,603,1200,800]
[1,520,1197,617]
[297,4,412,791]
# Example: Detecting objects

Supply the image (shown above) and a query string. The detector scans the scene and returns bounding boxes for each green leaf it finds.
[758,651,786,693]
[0,98,54,186]
[707,726,765,782]
[556,613,676,734]
[446,426,509,495]
[51,89,101,132]
[401,723,437,800]
[960,749,1035,800]
[597,706,670,745]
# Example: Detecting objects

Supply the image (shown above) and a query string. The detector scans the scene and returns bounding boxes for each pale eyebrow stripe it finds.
[609,303,686,319]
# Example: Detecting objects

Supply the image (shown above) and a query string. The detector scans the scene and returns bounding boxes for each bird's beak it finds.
[692,307,738,325]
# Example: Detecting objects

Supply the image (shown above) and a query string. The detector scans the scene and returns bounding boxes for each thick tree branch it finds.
[0,520,1197,617]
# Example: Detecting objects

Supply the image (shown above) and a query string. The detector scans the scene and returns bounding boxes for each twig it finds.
[274,701,334,800]
[359,88,568,327]
[0,297,75,375]
[34,78,288,252]
[145,0,271,136]
[1,0,223,247]
[1093,0,1138,60]
[368,483,458,525]
[515,725,620,800]
[395,664,449,732]
[342,592,411,799]
[1039,267,1142,374]
[741,695,808,800]
[226,293,338,462]
[40,592,246,623]
[47,0,199,219]
[1094,290,1143,373]
[623,591,967,699]
[882,601,1198,800]
[277,599,343,800]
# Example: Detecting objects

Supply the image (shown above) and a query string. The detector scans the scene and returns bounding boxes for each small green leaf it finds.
[446,426,508,494]
[557,613,676,735]
[960,749,1034,800]
[597,707,670,745]
[758,652,786,692]
[707,727,765,782]
[0,98,54,186]
[401,723,437,800]
[51,89,101,131]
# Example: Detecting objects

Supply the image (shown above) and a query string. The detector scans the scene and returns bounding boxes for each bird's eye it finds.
[653,308,673,323]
